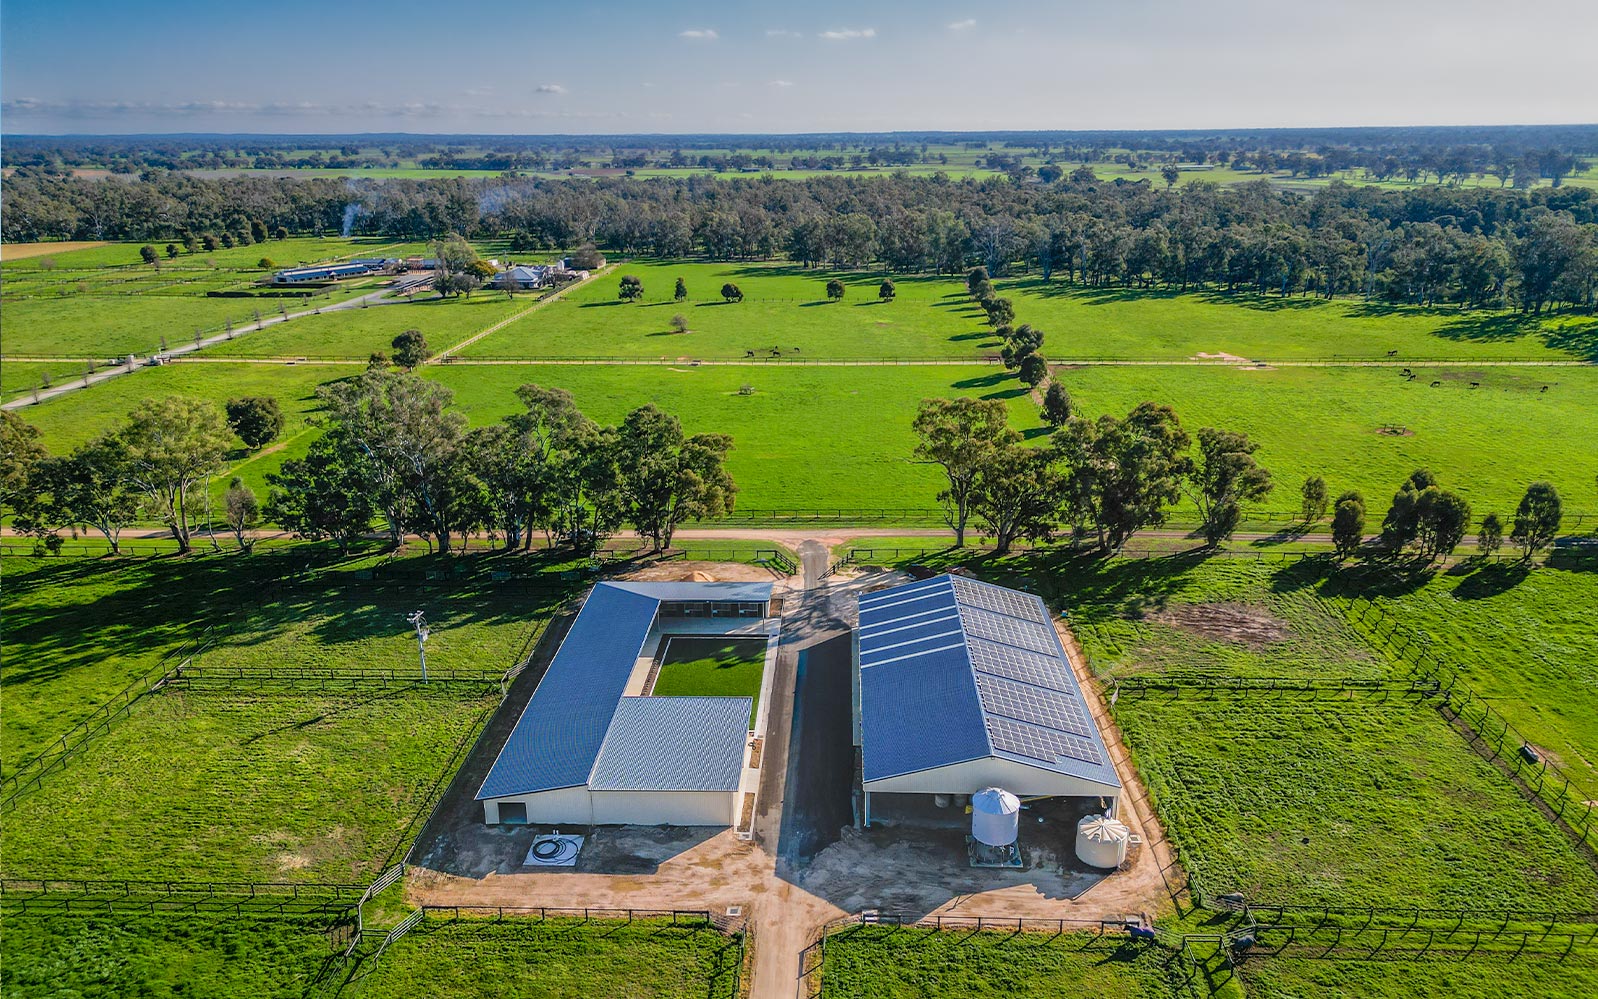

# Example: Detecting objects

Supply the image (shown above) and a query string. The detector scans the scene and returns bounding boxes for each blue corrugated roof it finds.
[589,697,751,791]
[857,575,1120,790]
[477,580,771,801]
[477,583,660,799]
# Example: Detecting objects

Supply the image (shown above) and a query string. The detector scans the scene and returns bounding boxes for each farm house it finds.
[853,575,1121,827]
[476,581,776,828]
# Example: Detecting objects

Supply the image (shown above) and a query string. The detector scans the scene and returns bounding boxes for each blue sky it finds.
[2,0,1593,134]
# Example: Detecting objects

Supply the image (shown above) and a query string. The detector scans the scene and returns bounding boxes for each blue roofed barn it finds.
[854,575,1122,824]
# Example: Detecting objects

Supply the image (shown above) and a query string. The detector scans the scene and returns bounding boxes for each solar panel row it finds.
[949,576,1049,623]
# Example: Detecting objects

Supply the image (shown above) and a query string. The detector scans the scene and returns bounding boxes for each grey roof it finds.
[857,575,1121,791]
[476,580,769,801]
[589,697,751,791]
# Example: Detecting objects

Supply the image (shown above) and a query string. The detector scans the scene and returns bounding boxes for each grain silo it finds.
[970,787,1021,846]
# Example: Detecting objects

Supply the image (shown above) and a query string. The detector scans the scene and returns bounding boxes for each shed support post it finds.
[863,790,872,828]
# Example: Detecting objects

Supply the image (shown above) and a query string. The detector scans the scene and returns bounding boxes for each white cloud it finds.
[819,27,876,40]
[765,29,801,38]
[948,18,977,30]
[536,83,567,95]
[769,79,795,88]
[679,28,718,40]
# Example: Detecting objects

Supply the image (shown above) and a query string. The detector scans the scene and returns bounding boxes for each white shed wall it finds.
[482,785,594,825]
[591,790,735,827]
[863,756,1119,799]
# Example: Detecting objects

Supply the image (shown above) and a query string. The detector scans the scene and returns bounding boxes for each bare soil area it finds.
[0,240,108,260]
[1149,601,1292,647]
[611,560,779,583]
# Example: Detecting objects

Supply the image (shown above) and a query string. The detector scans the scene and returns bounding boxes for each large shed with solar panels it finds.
[853,574,1121,823]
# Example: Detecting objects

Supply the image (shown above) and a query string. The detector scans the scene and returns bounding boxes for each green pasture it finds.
[1116,688,1598,910]
[203,293,533,359]
[652,636,768,723]
[817,925,1189,999]
[0,688,491,884]
[1238,952,1598,999]
[0,913,336,999]
[429,363,1039,511]
[353,916,742,999]
[1324,563,1598,800]
[0,295,329,357]
[1001,282,1597,361]
[464,260,988,360]
[0,547,567,767]
[1053,363,1598,519]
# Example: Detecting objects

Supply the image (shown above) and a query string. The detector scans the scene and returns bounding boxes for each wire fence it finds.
[0,877,364,918]
[0,627,213,811]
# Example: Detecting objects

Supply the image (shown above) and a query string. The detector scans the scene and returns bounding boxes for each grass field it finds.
[816,925,1190,998]
[0,547,566,768]
[0,688,492,883]
[352,916,742,999]
[1238,952,1598,998]
[652,636,768,722]
[460,261,990,360]
[1116,689,1598,909]
[430,362,1039,511]
[0,236,410,273]
[0,913,336,999]
[202,293,534,359]
[1002,282,1597,362]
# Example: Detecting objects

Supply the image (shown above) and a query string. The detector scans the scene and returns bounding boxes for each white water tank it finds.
[971,787,1021,847]
[1076,814,1131,868]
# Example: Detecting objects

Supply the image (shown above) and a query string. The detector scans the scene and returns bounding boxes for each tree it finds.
[38,435,141,554]
[1415,488,1471,560]
[1478,512,1503,556]
[223,477,260,551]
[618,274,644,302]
[1001,323,1044,369]
[971,444,1058,554]
[391,329,431,370]
[257,257,275,270]
[570,243,606,270]
[1,410,47,521]
[981,296,1014,328]
[1380,469,1438,549]
[1186,427,1273,546]
[225,396,284,449]
[266,430,378,553]
[670,313,689,334]
[721,282,743,303]
[1161,165,1181,188]
[249,220,268,243]
[878,278,897,301]
[201,234,219,252]
[674,277,688,302]
[1019,353,1049,387]
[1300,476,1329,523]
[826,278,845,302]
[165,243,179,260]
[465,259,497,282]
[615,405,737,551]
[118,397,233,553]
[273,226,288,240]
[1510,482,1562,560]
[1041,382,1072,427]
[1332,492,1366,560]
[1052,403,1191,554]
[966,267,989,297]
[912,397,1018,547]
[140,244,158,265]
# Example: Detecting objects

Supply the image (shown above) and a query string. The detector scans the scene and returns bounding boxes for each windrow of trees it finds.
[6,171,1595,314]
[912,397,1274,554]
[266,370,737,554]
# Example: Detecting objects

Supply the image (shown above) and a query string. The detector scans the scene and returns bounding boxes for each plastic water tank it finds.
[1076,814,1131,868]
[970,787,1021,847]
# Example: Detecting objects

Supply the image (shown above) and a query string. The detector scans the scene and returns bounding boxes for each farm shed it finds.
[270,262,378,284]
[854,575,1121,824]
[476,581,773,827]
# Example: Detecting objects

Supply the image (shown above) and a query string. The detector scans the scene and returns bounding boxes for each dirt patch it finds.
[1148,602,1292,647]
[1376,425,1415,437]
[610,560,776,583]
[1193,351,1252,363]
[0,240,108,261]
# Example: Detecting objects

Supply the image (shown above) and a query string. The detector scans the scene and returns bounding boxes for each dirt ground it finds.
[1150,601,1292,647]
[610,560,782,583]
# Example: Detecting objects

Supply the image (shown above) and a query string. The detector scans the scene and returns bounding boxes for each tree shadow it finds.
[1451,561,1531,599]
[577,301,624,309]
[951,372,1013,390]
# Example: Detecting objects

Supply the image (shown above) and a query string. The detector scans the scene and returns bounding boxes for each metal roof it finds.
[476,580,770,801]
[589,697,751,792]
[857,575,1120,790]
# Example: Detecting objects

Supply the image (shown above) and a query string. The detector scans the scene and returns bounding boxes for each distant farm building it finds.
[491,264,555,290]
[271,261,383,284]
[853,575,1122,825]
[477,581,776,828]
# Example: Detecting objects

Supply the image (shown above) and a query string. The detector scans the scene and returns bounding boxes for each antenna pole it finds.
[407,610,430,681]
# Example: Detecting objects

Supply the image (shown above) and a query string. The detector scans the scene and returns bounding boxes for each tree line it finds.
[913,396,1572,562]
[6,169,1595,314]
[0,372,738,556]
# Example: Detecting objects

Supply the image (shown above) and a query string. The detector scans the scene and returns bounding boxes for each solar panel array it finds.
[949,577,1105,768]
